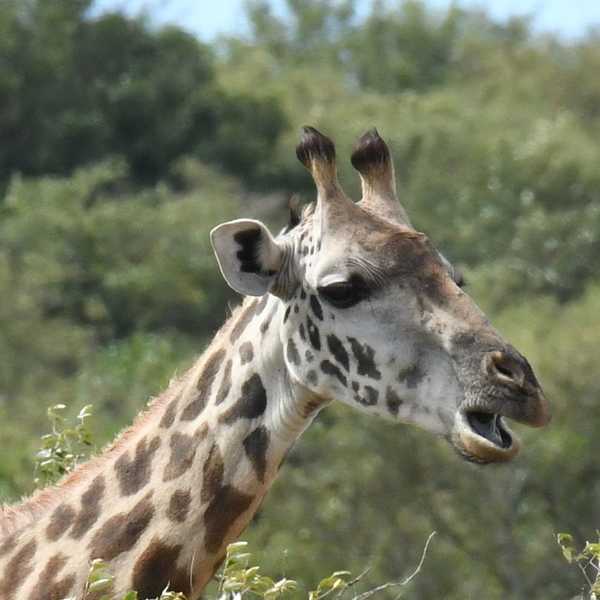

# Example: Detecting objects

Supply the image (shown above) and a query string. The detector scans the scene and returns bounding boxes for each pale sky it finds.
[92,0,600,40]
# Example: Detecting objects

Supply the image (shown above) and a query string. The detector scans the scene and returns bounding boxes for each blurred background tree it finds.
[1,1,600,598]
[0,0,288,187]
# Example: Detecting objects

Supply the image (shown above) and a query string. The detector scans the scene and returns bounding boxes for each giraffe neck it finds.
[136,293,315,596]
[0,294,323,600]
[169,293,322,561]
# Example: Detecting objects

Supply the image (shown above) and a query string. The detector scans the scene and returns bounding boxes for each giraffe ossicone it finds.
[0,126,550,600]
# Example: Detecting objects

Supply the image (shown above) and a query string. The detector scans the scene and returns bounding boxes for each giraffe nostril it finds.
[486,351,525,387]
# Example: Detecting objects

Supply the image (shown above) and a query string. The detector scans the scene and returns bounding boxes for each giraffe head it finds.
[211,127,550,464]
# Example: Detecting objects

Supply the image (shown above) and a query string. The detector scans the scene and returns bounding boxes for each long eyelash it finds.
[345,257,386,288]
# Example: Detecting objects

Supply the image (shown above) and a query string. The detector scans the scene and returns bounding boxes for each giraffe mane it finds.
[0,380,180,537]
[0,304,246,538]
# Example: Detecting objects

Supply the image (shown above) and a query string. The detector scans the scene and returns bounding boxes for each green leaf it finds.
[87,578,113,592]
[557,533,576,563]
[227,541,249,552]
[584,542,600,557]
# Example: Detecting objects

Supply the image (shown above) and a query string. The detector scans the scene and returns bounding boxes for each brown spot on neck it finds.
[88,492,154,561]
[160,397,179,428]
[181,348,226,421]
[219,373,267,425]
[0,538,36,596]
[131,537,188,599]
[243,426,270,483]
[163,426,209,482]
[230,300,258,344]
[26,553,75,600]
[70,475,105,539]
[167,489,192,523]
[46,504,76,541]
[202,443,224,503]
[203,485,254,554]
[215,359,232,406]
[0,533,18,558]
[115,436,161,496]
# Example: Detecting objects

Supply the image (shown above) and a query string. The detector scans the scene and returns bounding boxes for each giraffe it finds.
[0,127,550,600]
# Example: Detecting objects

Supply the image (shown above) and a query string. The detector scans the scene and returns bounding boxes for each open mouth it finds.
[453,409,520,464]
[466,411,512,449]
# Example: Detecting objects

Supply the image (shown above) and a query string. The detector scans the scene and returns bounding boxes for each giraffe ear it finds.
[211,219,283,296]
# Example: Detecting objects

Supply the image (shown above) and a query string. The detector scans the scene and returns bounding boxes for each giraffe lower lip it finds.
[466,411,512,448]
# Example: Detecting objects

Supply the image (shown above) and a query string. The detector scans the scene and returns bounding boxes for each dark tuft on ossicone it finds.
[296,126,336,169]
[351,128,391,174]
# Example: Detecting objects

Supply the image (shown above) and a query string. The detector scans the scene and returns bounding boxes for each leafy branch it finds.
[558,532,600,599]
[34,403,94,486]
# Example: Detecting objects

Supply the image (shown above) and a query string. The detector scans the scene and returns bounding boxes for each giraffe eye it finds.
[317,275,370,309]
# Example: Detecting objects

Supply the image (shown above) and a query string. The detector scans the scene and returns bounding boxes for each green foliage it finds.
[0,159,239,496]
[1,159,240,339]
[71,538,433,600]
[307,572,351,600]
[0,0,287,188]
[216,541,298,598]
[81,558,116,600]
[558,533,600,598]
[34,403,93,485]
[71,557,187,599]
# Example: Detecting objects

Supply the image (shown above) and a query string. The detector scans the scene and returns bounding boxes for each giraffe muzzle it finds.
[450,349,550,464]
[452,383,550,463]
